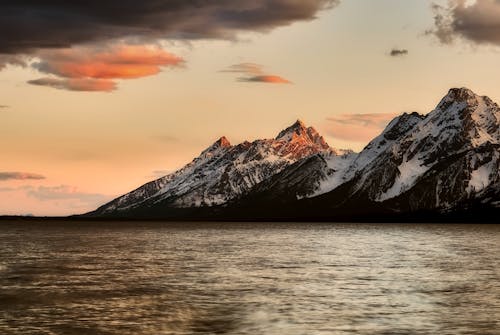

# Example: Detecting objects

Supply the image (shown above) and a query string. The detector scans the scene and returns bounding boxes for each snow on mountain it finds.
[92,120,339,214]
[314,112,424,196]
[313,87,500,210]
[377,87,499,203]
[88,87,500,218]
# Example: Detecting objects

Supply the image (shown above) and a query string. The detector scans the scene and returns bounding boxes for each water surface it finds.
[0,222,499,334]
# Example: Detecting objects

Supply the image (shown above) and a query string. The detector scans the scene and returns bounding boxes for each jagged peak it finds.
[438,87,480,108]
[380,112,424,141]
[432,87,500,125]
[275,119,332,150]
[216,136,231,148]
[275,119,308,140]
[200,136,232,156]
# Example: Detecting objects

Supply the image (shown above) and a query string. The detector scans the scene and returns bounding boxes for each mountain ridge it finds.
[86,87,500,221]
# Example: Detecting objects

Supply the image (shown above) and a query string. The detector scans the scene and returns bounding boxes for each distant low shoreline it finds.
[1,210,499,224]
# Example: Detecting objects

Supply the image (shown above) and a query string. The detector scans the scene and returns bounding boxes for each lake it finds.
[0,221,499,334]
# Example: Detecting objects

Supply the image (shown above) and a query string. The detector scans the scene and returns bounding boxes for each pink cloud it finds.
[223,63,292,84]
[323,113,398,142]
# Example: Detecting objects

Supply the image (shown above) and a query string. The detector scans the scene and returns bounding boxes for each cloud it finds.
[223,63,292,84]
[0,1,338,55]
[0,187,15,192]
[0,172,46,181]
[0,105,9,109]
[389,48,408,57]
[27,44,184,92]
[28,78,116,92]
[239,75,292,84]
[429,0,500,46]
[323,113,398,142]
[0,54,28,70]
[27,185,111,206]
[0,1,335,91]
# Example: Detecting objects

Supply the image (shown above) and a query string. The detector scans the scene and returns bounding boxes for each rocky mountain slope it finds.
[87,87,500,220]
[90,120,340,216]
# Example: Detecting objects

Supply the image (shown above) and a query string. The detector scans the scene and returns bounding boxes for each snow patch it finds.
[468,162,493,193]
[311,153,356,196]
[378,157,429,201]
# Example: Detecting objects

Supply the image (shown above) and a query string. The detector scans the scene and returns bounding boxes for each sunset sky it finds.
[2,0,500,215]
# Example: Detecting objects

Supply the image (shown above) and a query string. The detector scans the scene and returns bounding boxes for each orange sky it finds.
[2,0,500,215]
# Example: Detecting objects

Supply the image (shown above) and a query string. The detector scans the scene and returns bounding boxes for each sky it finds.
[2,0,500,215]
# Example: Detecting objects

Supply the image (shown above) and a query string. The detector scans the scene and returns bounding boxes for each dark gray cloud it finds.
[0,172,46,181]
[0,1,337,55]
[430,0,500,46]
[389,48,408,57]
[0,54,28,70]
[27,77,116,92]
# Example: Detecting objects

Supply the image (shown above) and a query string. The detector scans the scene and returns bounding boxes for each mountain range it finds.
[86,87,500,221]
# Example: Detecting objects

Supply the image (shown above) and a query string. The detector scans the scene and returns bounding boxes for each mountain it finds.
[89,120,340,216]
[339,87,500,210]
[86,87,500,221]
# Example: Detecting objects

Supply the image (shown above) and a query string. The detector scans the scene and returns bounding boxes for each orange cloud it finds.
[240,75,291,84]
[323,113,398,142]
[223,63,291,84]
[29,44,184,91]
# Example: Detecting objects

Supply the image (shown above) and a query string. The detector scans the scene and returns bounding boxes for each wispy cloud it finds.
[0,55,28,71]
[389,48,408,57]
[28,44,184,92]
[0,105,9,109]
[28,78,116,92]
[239,75,292,84]
[428,0,500,46]
[0,172,46,181]
[222,63,292,84]
[27,185,111,206]
[323,113,398,142]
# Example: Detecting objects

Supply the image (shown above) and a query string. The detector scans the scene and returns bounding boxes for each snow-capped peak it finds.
[439,87,479,105]
[424,87,500,148]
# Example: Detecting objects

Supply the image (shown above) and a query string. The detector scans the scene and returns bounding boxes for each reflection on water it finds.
[0,222,499,334]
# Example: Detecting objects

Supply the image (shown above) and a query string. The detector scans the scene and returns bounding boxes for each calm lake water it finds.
[0,222,499,335]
